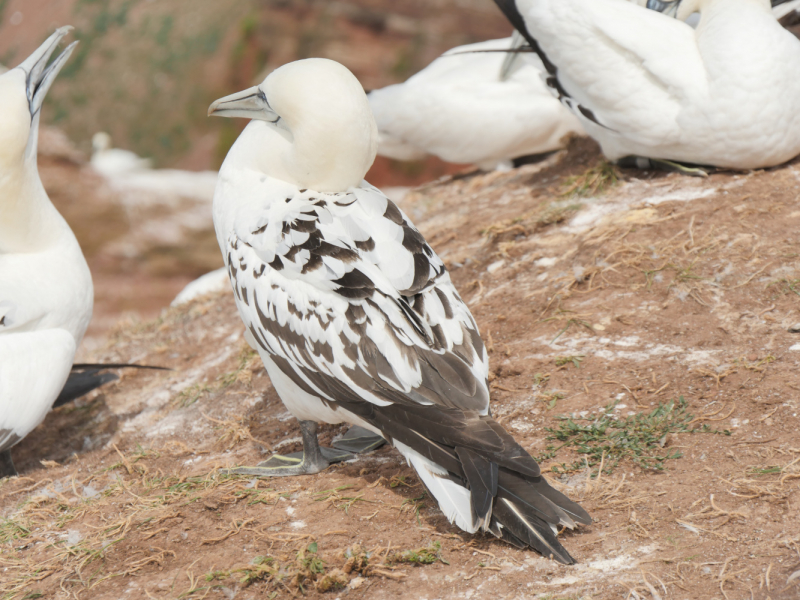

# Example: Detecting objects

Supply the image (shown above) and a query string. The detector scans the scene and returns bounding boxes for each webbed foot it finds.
[227,420,350,478]
[332,425,386,454]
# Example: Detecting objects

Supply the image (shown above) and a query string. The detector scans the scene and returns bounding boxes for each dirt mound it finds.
[3,139,800,599]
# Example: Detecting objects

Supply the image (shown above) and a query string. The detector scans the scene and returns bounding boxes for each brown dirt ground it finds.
[2,138,800,600]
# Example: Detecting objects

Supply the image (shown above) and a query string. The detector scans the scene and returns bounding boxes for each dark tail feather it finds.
[532,475,592,526]
[54,370,118,408]
[71,363,171,371]
[491,497,576,564]
[456,446,498,528]
[54,363,170,408]
[497,469,577,527]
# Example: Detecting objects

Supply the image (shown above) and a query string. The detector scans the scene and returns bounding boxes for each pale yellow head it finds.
[0,69,33,171]
[0,27,77,252]
[209,58,378,192]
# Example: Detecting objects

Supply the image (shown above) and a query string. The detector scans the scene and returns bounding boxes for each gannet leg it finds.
[228,420,352,477]
[618,156,709,178]
[0,450,17,478]
[649,158,709,178]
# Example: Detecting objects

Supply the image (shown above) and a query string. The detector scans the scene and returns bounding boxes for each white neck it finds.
[224,115,376,194]
[0,124,68,253]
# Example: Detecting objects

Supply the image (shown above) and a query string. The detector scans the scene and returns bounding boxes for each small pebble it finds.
[789,323,800,334]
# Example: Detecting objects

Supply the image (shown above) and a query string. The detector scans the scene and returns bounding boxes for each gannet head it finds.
[208,58,378,192]
[0,27,76,166]
[92,131,112,154]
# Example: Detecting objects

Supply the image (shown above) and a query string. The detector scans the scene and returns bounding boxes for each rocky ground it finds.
[2,138,800,599]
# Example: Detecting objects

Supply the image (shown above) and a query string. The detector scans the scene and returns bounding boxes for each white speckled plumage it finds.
[210,58,590,563]
[494,0,800,169]
[0,28,92,459]
[368,37,583,170]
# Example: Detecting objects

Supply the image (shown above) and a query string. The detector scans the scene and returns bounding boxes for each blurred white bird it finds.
[208,58,590,563]
[492,0,800,171]
[368,36,583,171]
[90,131,217,208]
[171,267,229,306]
[90,131,152,178]
[0,27,93,477]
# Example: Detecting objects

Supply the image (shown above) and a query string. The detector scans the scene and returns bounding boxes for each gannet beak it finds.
[646,0,681,16]
[207,86,280,122]
[17,26,77,118]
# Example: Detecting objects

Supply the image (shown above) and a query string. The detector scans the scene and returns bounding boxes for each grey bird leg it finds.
[228,420,334,477]
[618,156,709,178]
[0,450,17,478]
[649,158,709,178]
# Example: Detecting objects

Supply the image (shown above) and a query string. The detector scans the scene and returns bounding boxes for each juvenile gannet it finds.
[0,28,93,478]
[368,36,583,171]
[491,0,800,170]
[209,58,590,563]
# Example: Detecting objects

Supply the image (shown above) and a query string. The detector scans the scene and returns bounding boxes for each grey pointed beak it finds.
[646,0,681,16]
[208,85,280,122]
[17,26,77,117]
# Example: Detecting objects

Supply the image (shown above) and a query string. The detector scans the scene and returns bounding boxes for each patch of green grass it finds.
[555,355,584,369]
[537,202,583,226]
[540,390,565,410]
[550,318,594,343]
[298,542,325,575]
[532,372,551,387]
[767,278,800,297]
[400,492,427,525]
[0,517,30,543]
[536,397,730,474]
[561,161,620,197]
[218,346,258,387]
[391,541,448,565]
[748,466,782,476]
[238,555,278,585]
[173,382,212,407]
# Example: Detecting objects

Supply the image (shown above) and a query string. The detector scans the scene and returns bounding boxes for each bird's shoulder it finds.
[229,182,445,299]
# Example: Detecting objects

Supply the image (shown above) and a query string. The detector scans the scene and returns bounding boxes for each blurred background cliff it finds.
[0,0,511,346]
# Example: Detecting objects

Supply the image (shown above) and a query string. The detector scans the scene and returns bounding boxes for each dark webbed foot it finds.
[228,420,344,477]
[332,425,386,454]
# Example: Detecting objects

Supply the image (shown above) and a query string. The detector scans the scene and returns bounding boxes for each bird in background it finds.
[0,27,93,478]
[90,131,153,178]
[368,35,583,171]
[638,0,799,21]
[491,0,800,173]
[208,58,590,564]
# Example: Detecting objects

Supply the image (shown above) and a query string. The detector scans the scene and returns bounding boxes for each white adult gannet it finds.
[90,131,152,178]
[368,36,583,171]
[491,0,800,170]
[208,58,590,563]
[0,28,92,478]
